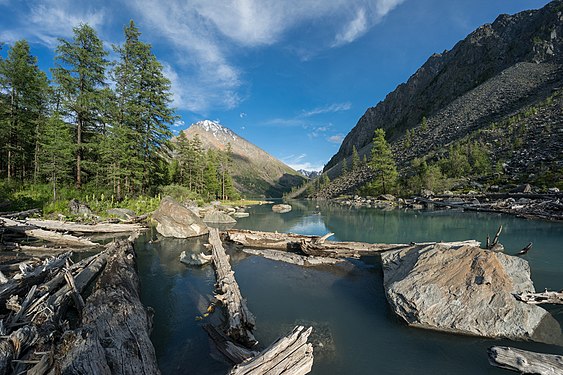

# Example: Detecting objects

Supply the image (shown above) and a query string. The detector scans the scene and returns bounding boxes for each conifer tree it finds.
[112,20,174,193]
[368,128,398,194]
[52,24,109,188]
[351,145,360,171]
[341,158,348,174]
[0,40,49,181]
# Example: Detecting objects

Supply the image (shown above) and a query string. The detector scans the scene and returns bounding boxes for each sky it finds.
[0,0,552,172]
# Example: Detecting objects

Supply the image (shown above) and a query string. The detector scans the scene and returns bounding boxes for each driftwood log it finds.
[209,228,257,347]
[227,229,480,259]
[0,238,159,375]
[24,218,146,233]
[53,240,159,375]
[514,290,563,305]
[0,218,101,248]
[229,326,314,375]
[488,346,563,374]
[242,249,343,266]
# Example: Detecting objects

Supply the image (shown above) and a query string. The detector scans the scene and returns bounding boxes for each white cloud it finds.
[239,112,247,118]
[281,154,324,172]
[333,8,368,47]
[27,0,107,47]
[327,134,345,144]
[302,102,352,117]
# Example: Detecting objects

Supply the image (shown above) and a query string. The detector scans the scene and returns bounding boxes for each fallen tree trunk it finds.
[56,240,159,375]
[488,346,563,374]
[242,249,343,266]
[1,218,101,248]
[229,326,314,375]
[203,324,258,364]
[227,229,479,259]
[514,290,563,305]
[209,228,257,347]
[25,218,146,233]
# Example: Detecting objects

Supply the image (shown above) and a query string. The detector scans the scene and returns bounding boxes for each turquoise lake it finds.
[136,200,563,374]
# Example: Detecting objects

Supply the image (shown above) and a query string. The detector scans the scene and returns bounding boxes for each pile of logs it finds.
[0,238,159,374]
[206,228,315,374]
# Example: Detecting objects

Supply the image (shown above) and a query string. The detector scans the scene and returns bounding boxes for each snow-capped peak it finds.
[194,120,238,141]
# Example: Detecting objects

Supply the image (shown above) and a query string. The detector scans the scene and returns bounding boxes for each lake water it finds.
[135,200,563,374]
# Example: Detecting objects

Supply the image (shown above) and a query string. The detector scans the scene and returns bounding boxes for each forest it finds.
[0,21,238,214]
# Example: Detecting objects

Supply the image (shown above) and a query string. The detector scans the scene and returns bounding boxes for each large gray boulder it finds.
[203,210,237,224]
[152,197,209,238]
[382,244,561,344]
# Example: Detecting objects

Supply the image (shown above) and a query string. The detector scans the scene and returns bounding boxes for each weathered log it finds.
[514,290,563,305]
[0,218,101,248]
[209,228,257,347]
[229,326,314,375]
[0,325,37,375]
[53,240,159,374]
[53,328,111,374]
[488,346,563,374]
[242,249,343,266]
[202,324,258,364]
[227,229,479,258]
[0,209,41,219]
[25,218,146,233]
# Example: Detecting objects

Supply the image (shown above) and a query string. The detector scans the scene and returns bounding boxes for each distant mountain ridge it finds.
[320,0,563,197]
[182,120,305,197]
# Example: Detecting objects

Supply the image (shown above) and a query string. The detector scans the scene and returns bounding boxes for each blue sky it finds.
[0,0,552,171]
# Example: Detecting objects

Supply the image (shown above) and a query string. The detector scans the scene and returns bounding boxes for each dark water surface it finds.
[136,200,563,374]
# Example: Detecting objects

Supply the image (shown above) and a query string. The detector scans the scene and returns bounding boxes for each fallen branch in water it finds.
[488,346,563,374]
[514,290,563,305]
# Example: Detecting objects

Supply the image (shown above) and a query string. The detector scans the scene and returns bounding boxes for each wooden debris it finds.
[514,290,563,305]
[0,209,41,220]
[229,326,314,375]
[0,218,101,248]
[485,225,504,252]
[227,229,479,259]
[242,249,343,266]
[203,324,258,364]
[25,218,146,233]
[209,228,257,347]
[516,242,533,256]
[180,251,212,266]
[488,346,563,374]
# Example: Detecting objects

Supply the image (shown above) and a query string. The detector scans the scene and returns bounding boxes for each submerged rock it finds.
[272,204,292,213]
[180,251,212,266]
[203,210,237,224]
[232,212,250,218]
[381,244,561,344]
[152,197,209,238]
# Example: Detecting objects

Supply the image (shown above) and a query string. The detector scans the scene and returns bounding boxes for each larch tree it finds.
[52,24,109,188]
[112,20,174,194]
[351,145,360,171]
[368,128,398,194]
[0,40,49,182]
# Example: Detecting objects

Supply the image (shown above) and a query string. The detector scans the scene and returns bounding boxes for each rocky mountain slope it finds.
[322,0,563,195]
[182,120,305,197]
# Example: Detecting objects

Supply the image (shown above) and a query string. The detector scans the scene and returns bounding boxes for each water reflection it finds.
[138,201,563,375]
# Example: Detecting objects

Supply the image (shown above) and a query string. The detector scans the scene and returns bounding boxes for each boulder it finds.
[106,208,136,220]
[381,244,561,344]
[377,194,396,202]
[232,212,250,218]
[203,210,237,224]
[152,197,209,238]
[69,199,93,217]
[272,204,292,213]
[510,184,532,193]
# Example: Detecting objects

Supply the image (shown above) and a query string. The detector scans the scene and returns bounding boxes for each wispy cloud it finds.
[281,154,324,172]
[333,8,368,47]
[302,102,352,117]
[327,134,345,144]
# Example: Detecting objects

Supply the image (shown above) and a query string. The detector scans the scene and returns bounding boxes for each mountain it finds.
[321,0,563,196]
[182,120,305,197]
[297,169,320,179]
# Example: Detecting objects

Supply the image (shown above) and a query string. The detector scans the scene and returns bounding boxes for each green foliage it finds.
[351,145,360,171]
[366,128,398,195]
[407,158,445,193]
[341,158,348,174]
[421,116,428,131]
[404,128,414,148]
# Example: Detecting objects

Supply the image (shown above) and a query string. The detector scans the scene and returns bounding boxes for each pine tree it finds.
[52,24,109,188]
[368,128,398,194]
[341,158,348,174]
[351,145,360,171]
[36,112,74,200]
[112,20,174,193]
[0,40,49,181]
